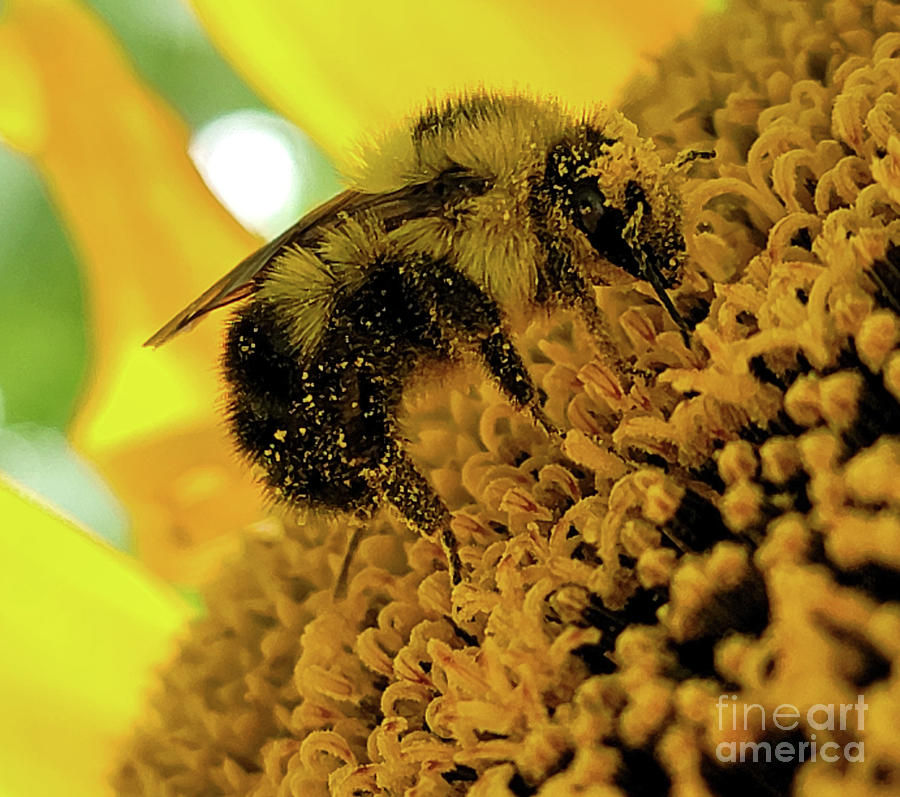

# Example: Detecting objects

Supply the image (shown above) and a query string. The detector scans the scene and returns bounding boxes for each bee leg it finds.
[579,298,636,372]
[555,257,655,384]
[478,329,564,441]
[574,293,656,385]
[373,441,463,585]
[414,260,562,439]
[332,516,367,599]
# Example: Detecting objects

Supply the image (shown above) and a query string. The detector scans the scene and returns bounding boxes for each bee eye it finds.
[571,183,606,236]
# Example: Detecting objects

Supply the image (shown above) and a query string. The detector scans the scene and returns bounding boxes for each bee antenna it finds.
[640,255,693,347]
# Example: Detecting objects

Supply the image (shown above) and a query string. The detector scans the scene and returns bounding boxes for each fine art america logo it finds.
[716,694,867,763]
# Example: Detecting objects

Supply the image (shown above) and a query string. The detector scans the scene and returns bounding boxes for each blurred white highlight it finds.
[190,110,313,238]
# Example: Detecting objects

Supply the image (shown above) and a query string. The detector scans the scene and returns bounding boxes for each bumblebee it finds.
[147,93,694,584]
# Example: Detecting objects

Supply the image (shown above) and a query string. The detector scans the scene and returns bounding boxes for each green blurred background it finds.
[0,0,340,549]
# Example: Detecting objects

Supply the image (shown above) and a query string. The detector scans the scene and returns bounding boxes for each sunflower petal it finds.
[0,0,265,577]
[189,0,706,162]
[0,0,259,447]
[0,476,191,797]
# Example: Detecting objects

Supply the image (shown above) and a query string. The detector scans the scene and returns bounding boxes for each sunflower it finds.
[116,0,900,791]
[112,0,900,792]
[0,1,710,795]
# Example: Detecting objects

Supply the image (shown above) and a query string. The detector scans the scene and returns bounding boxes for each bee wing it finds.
[144,190,363,347]
[144,169,483,347]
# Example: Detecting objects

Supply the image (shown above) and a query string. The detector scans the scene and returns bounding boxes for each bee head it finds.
[539,119,689,333]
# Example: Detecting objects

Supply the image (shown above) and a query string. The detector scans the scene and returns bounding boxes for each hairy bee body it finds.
[224,251,517,529]
[148,93,695,582]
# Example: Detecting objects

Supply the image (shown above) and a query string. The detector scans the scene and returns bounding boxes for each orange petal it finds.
[0,0,265,579]
[0,475,191,797]
[190,0,706,162]
[0,0,257,447]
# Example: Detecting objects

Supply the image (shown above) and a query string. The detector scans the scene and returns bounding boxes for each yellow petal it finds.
[0,0,265,578]
[0,475,192,797]
[0,21,47,152]
[0,0,257,448]
[190,0,706,163]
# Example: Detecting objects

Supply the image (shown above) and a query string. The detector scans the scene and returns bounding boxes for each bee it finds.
[146,93,696,585]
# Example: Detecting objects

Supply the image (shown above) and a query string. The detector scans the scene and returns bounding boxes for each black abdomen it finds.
[222,260,449,512]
